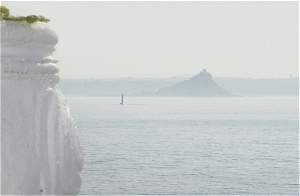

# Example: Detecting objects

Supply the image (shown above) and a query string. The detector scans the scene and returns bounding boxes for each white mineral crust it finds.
[1,21,83,195]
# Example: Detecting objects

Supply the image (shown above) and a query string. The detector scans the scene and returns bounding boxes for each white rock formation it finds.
[1,21,83,195]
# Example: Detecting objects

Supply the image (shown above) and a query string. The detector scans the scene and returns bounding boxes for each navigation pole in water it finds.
[120,93,124,105]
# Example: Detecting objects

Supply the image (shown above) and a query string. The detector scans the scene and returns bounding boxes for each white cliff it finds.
[1,21,82,194]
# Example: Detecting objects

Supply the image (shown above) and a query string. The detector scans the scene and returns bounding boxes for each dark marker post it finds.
[120,93,124,105]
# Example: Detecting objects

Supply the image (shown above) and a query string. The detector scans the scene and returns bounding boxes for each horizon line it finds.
[60,75,299,80]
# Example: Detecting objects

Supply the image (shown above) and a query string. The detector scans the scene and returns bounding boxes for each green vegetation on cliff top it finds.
[0,6,50,24]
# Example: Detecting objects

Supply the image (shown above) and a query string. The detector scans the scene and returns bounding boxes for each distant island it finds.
[156,69,233,97]
[58,76,298,97]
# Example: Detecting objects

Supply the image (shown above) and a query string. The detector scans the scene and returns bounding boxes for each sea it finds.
[67,96,299,195]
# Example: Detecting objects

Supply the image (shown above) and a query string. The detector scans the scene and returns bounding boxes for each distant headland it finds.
[156,69,233,97]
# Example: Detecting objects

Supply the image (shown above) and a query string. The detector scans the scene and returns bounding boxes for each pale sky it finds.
[3,1,298,79]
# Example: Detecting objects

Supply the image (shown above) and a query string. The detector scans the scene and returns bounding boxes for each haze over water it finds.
[68,96,299,195]
[2,1,298,195]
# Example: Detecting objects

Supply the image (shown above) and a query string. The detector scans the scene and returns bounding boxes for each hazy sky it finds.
[4,1,298,78]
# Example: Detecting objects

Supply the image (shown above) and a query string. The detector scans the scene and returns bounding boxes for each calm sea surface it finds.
[67,97,299,195]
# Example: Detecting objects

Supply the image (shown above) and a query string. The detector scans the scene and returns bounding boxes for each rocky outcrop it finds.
[1,21,82,194]
[156,69,232,96]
